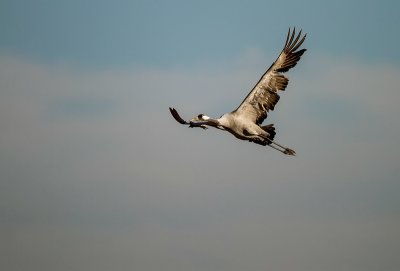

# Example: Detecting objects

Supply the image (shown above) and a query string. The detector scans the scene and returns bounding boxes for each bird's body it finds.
[211,113,266,142]
[169,28,306,155]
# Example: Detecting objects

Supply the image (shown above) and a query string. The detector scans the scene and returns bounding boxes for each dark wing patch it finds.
[169,107,189,125]
[234,27,306,125]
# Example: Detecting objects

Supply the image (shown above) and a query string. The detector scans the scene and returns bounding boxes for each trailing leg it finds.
[266,138,296,156]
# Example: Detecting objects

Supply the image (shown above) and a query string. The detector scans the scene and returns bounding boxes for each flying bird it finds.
[169,28,307,155]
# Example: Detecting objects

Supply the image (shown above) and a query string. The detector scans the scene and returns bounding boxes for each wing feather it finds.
[169,107,189,125]
[234,28,307,125]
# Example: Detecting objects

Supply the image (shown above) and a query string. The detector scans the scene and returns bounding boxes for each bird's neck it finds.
[194,118,223,129]
[206,118,220,127]
[207,117,226,130]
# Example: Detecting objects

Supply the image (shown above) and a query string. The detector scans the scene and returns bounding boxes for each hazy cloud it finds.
[1,52,399,271]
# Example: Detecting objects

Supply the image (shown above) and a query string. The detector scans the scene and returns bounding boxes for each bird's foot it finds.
[283,148,296,156]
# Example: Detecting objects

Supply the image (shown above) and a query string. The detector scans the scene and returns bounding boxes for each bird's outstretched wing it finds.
[234,28,307,125]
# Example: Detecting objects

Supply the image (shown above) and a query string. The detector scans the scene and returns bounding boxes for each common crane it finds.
[169,28,307,156]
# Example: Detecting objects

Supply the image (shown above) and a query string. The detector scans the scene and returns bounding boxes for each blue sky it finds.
[1,0,400,68]
[1,1,400,271]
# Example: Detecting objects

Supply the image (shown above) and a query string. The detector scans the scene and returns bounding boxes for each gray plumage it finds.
[169,28,307,155]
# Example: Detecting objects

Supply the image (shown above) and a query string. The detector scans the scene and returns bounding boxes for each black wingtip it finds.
[285,27,307,53]
[169,107,189,125]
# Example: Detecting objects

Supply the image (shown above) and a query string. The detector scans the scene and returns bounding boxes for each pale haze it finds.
[1,1,400,271]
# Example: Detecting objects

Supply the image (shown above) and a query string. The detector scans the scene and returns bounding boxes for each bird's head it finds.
[191,114,210,122]
[189,114,210,129]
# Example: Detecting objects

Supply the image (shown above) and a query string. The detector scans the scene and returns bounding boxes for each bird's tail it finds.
[261,124,276,143]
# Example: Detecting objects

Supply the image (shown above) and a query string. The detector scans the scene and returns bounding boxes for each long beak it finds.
[189,121,208,129]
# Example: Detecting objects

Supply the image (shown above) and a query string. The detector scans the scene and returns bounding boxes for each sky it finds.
[1,1,400,271]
